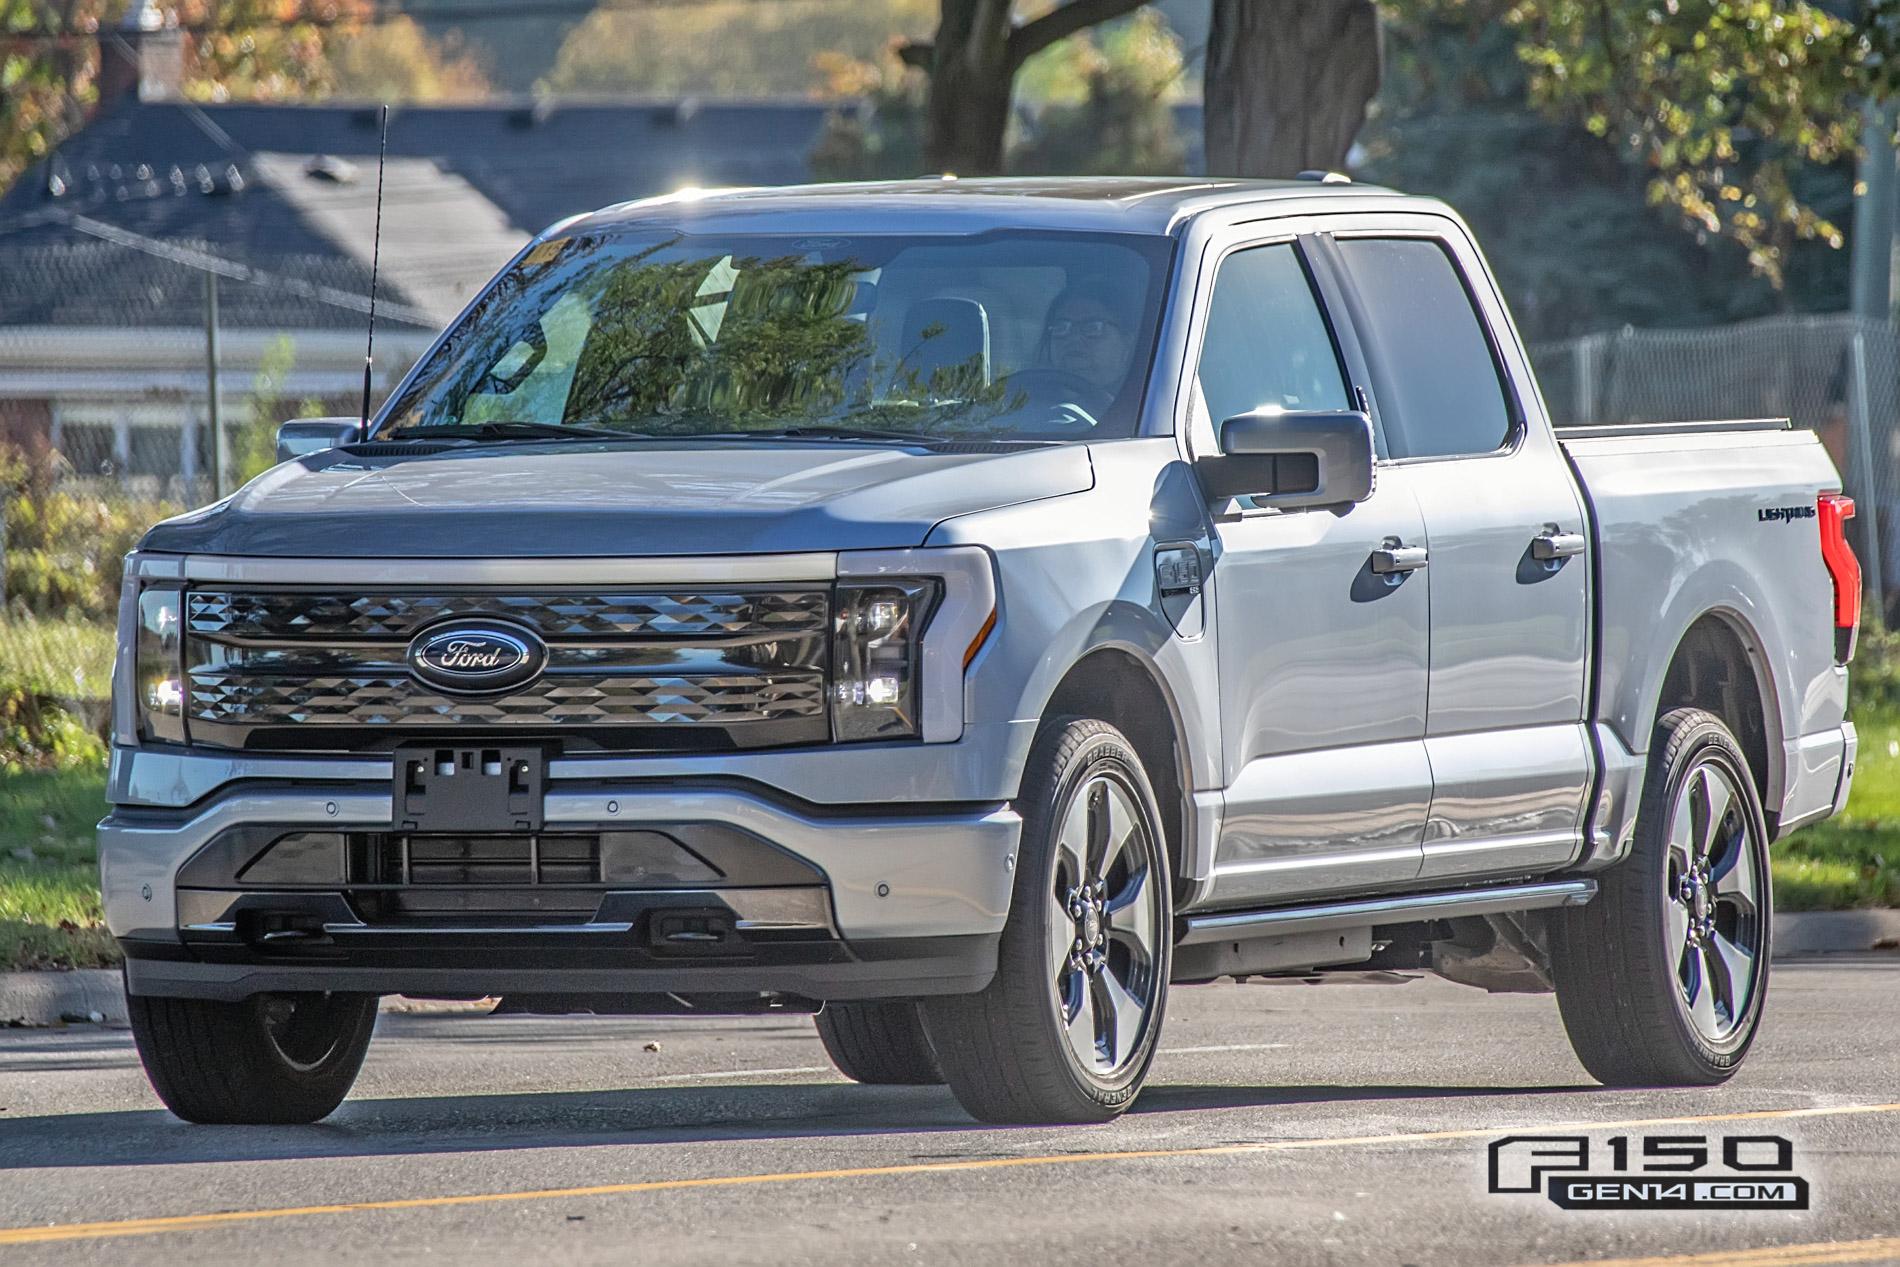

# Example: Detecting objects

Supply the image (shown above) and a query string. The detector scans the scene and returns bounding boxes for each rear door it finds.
[1193,232,1433,905]
[1321,223,1593,880]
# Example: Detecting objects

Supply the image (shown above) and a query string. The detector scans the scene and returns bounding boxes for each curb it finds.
[1774,909,1900,957]
[2,914,1895,1028]
[0,968,126,1027]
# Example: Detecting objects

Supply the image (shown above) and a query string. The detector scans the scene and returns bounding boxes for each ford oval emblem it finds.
[407,621,546,694]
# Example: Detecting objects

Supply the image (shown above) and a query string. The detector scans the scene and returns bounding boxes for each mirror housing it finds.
[276,418,362,464]
[1198,408,1375,508]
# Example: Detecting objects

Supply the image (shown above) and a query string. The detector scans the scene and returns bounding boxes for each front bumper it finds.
[119,930,999,1004]
[101,775,1021,1001]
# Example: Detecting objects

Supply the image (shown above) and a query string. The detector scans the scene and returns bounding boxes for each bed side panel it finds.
[1564,428,1849,824]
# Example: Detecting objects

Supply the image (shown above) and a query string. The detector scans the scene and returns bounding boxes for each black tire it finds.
[127,987,379,1124]
[921,717,1173,1124]
[814,1001,944,1085]
[1550,708,1773,1086]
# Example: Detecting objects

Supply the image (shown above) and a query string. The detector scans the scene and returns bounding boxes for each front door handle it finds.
[1370,542,1429,575]
[1531,530,1587,561]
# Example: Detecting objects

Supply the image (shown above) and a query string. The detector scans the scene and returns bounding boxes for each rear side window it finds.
[1196,243,1349,426]
[1331,237,1514,459]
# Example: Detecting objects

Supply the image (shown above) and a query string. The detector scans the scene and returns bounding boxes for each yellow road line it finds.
[2,1100,1896,1248]
[1531,1235,1900,1267]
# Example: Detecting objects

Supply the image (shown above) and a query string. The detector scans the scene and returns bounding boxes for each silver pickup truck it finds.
[102,176,1859,1126]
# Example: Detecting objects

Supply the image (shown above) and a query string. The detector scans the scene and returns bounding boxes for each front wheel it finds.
[814,1000,943,1085]
[1550,708,1772,1086]
[921,717,1173,1124]
[127,988,378,1124]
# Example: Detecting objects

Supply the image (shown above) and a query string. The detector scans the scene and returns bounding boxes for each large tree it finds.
[1198,0,1871,286]
[1203,0,1381,178]
[901,0,1155,175]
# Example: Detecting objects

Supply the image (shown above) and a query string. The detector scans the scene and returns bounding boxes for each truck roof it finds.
[558,175,1427,239]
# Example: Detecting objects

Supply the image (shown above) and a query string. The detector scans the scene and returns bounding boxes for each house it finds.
[0,19,845,495]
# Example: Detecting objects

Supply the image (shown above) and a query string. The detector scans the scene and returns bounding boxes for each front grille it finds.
[182,585,831,752]
[187,589,828,641]
[187,669,825,727]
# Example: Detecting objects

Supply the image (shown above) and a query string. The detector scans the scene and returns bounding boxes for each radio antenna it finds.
[360,103,390,430]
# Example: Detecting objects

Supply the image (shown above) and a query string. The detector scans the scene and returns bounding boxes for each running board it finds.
[1177,879,1598,947]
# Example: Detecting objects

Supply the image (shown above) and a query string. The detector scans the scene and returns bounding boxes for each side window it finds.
[1331,237,1514,459]
[1196,243,1350,428]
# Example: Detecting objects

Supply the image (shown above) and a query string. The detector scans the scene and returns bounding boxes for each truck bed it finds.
[1558,417,1850,837]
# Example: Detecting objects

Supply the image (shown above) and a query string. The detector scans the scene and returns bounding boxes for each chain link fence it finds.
[1530,313,1900,612]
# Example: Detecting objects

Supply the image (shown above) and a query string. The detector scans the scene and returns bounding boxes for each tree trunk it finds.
[1203,0,1382,178]
[924,0,1016,175]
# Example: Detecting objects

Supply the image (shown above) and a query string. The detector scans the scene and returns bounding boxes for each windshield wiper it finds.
[716,424,1051,446]
[378,420,649,443]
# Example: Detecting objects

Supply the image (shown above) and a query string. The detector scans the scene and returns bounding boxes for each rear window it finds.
[1331,237,1515,460]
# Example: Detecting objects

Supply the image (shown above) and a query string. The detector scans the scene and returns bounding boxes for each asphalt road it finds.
[1,960,1897,1266]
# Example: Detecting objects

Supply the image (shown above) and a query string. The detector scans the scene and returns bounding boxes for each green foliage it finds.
[229,335,324,487]
[1362,2,1852,337]
[542,0,936,97]
[1,444,176,623]
[0,613,114,772]
[814,8,1188,182]
[0,767,116,971]
[1493,0,1867,287]
[1012,9,1187,176]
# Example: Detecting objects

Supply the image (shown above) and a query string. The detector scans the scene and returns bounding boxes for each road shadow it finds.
[0,1079,1605,1172]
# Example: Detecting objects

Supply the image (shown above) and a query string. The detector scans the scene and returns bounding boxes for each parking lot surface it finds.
[1,960,1896,1265]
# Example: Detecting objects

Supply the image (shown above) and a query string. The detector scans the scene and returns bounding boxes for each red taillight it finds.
[1818,492,1860,663]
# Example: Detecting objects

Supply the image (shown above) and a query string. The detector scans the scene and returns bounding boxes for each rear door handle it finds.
[1370,543,1429,575]
[1531,530,1587,561]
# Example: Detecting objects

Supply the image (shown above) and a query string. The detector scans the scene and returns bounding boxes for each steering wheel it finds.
[1002,367,1111,427]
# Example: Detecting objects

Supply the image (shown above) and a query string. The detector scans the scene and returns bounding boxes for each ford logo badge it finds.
[407,621,546,694]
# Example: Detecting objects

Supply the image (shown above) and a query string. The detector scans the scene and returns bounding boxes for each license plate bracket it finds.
[393,744,548,833]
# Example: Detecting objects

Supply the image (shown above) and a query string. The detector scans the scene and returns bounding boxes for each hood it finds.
[139,439,1094,558]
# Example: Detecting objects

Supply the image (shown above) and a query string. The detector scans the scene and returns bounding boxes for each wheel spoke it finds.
[1104,864,1154,952]
[1095,966,1146,1066]
[1056,790,1091,889]
[1708,931,1755,1025]
[1665,893,1692,958]
[1692,768,1733,865]
[1048,900,1077,980]
[1711,832,1760,917]
[1669,780,1699,869]
[1085,781,1111,877]
[1067,972,1100,1062]
[1097,782,1140,878]
[1686,948,1721,1036]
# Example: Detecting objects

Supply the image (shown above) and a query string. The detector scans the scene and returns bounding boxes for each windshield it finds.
[376,228,1174,442]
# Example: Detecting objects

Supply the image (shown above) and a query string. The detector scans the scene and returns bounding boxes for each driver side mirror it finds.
[1198,408,1375,508]
[276,418,361,464]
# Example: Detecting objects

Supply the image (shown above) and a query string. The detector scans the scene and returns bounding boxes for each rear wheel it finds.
[127,988,378,1124]
[921,717,1172,1124]
[1551,708,1771,1086]
[814,1001,943,1085]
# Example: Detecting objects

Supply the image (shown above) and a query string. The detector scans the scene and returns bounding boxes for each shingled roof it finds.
[0,97,843,332]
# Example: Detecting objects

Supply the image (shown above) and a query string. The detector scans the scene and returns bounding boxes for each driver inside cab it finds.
[1042,281,1138,398]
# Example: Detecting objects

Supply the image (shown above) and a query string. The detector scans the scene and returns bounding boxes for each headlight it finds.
[135,584,187,744]
[830,579,938,741]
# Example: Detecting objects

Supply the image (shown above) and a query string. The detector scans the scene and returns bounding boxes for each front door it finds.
[1196,237,1432,906]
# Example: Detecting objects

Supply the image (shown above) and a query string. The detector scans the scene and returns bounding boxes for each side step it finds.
[1178,878,1598,946]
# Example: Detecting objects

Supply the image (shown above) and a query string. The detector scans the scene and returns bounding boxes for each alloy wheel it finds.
[1048,770,1164,1077]
[1664,756,1765,1045]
